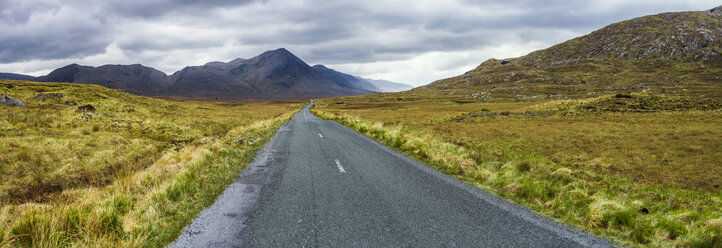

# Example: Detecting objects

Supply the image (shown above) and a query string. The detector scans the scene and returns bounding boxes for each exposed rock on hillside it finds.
[0,95,27,108]
[414,7,722,100]
[34,93,65,100]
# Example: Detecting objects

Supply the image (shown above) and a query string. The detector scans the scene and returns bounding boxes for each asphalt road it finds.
[171,104,612,247]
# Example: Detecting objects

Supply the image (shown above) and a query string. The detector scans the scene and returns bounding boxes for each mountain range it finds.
[1,48,413,99]
[410,6,722,100]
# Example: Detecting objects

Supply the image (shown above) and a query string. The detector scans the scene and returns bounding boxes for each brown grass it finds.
[0,80,303,247]
[314,93,722,247]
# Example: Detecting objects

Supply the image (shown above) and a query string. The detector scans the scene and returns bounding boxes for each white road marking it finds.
[303,111,309,120]
[334,159,346,173]
[318,133,323,138]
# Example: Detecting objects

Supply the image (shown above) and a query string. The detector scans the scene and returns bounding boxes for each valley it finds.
[0,3,720,248]
[309,6,722,247]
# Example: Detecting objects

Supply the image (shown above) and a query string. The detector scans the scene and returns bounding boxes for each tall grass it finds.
[311,108,722,247]
[0,80,302,247]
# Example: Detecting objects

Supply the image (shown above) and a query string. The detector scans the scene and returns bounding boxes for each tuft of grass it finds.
[0,80,303,247]
[632,219,654,244]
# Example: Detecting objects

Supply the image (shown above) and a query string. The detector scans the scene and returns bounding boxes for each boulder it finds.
[0,95,27,108]
[65,100,77,106]
[34,92,65,101]
[76,104,95,112]
[709,5,722,17]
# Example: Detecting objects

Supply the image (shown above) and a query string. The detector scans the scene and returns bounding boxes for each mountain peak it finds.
[312,64,328,69]
[260,48,295,58]
[251,48,309,70]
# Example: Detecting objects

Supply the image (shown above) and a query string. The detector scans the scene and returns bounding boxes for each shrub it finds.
[633,218,655,244]
[515,160,532,172]
[100,208,124,237]
[606,209,635,229]
[166,183,182,201]
[110,195,131,215]
[10,211,42,245]
[659,218,688,240]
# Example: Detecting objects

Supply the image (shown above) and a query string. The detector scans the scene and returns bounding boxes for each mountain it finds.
[412,6,722,100]
[311,65,380,92]
[0,73,36,81]
[361,78,414,92]
[3,48,380,99]
[311,65,413,92]
[167,48,377,99]
[38,64,171,95]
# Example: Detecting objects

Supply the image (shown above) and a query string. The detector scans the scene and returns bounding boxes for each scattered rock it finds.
[235,136,256,145]
[709,5,722,17]
[65,100,77,106]
[0,95,27,108]
[614,93,633,98]
[76,104,95,112]
[500,60,510,65]
[34,92,65,101]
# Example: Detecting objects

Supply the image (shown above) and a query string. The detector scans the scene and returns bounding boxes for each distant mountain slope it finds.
[413,6,722,100]
[39,64,171,95]
[3,48,381,99]
[168,49,377,99]
[311,65,380,92]
[0,73,36,81]
[362,78,414,92]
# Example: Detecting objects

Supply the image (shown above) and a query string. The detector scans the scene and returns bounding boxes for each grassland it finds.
[0,80,303,247]
[313,92,722,247]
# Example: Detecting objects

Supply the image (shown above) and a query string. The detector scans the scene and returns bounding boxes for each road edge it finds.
[312,109,615,248]
[168,119,293,247]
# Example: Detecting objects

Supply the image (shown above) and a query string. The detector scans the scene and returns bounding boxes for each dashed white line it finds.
[318,133,323,138]
[334,159,346,173]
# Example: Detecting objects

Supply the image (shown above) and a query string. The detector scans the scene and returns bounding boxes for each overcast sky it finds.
[0,0,718,86]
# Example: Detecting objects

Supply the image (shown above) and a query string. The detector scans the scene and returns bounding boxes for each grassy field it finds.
[313,92,722,247]
[0,80,303,247]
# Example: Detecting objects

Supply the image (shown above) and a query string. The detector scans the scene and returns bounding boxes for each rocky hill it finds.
[413,6,722,100]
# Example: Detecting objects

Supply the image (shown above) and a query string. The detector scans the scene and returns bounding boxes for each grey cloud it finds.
[103,0,258,19]
[0,0,257,63]
[0,4,111,63]
[0,0,717,83]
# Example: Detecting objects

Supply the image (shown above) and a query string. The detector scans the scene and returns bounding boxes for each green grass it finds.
[0,80,303,247]
[313,93,722,247]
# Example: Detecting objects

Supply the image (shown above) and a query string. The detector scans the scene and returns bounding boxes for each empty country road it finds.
[171,104,612,247]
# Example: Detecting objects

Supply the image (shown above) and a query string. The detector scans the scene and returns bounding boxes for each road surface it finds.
[171,104,611,247]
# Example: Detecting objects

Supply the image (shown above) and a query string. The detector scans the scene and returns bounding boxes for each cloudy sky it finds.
[0,0,718,86]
